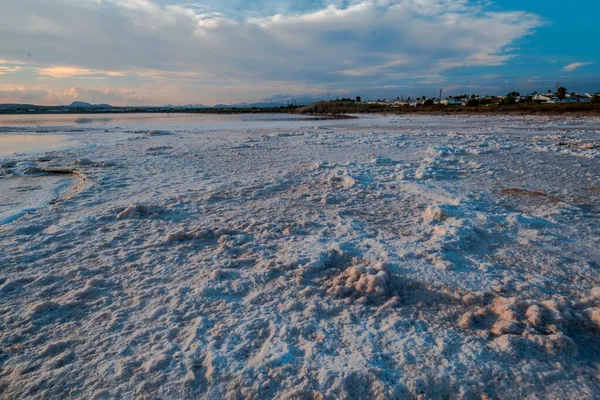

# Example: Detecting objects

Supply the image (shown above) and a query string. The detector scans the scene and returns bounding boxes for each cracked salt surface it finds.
[1,114,600,399]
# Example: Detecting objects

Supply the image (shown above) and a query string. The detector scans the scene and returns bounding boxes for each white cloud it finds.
[0,60,24,76]
[38,66,125,78]
[562,62,594,72]
[0,87,51,103]
[0,86,143,105]
[56,87,142,104]
[414,74,447,84]
[0,66,21,76]
[0,0,543,104]
[339,59,413,77]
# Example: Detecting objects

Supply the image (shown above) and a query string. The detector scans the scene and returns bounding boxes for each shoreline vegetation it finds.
[295,100,600,116]
[1,101,600,117]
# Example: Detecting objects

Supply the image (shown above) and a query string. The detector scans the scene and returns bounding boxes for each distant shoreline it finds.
[1,103,600,117]
[296,101,600,117]
[374,106,600,117]
[0,106,303,115]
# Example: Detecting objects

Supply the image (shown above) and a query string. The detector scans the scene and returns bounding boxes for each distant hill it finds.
[0,104,42,110]
[163,102,292,109]
[164,104,210,109]
[0,101,305,115]
[69,101,113,108]
[211,102,290,109]
[0,101,299,111]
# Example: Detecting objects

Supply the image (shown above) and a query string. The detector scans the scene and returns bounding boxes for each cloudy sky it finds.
[0,0,598,105]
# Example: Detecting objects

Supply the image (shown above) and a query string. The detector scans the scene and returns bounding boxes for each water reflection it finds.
[0,112,335,129]
[0,135,71,156]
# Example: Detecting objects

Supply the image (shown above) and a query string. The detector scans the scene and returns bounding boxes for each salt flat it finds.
[1,114,600,399]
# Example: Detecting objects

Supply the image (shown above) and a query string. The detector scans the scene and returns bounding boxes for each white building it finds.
[563,94,592,103]
[534,93,592,104]
[440,98,464,105]
[533,94,559,104]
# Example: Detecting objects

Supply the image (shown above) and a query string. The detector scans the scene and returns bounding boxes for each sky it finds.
[0,0,598,106]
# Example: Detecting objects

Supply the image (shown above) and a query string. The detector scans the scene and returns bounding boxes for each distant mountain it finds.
[211,102,290,109]
[69,101,113,108]
[265,94,323,105]
[164,104,210,109]
[163,102,292,109]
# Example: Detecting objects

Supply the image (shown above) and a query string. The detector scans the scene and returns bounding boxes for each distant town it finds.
[366,87,600,107]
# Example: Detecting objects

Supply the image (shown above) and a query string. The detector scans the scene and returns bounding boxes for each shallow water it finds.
[0,112,334,130]
[0,135,74,156]
[0,113,351,155]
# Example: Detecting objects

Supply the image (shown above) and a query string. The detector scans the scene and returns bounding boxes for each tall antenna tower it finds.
[439,88,443,100]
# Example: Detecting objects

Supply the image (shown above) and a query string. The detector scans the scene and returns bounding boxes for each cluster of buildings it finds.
[366,92,599,107]
[530,93,595,104]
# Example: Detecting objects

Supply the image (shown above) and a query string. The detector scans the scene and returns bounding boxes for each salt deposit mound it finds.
[1,114,600,399]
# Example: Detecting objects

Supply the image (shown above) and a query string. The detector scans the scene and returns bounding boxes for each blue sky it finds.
[0,0,597,105]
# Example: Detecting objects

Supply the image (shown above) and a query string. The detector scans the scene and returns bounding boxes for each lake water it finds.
[0,135,76,156]
[0,112,334,130]
[0,113,342,155]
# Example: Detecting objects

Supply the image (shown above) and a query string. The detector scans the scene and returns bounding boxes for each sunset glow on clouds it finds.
[0,0,598,105]
[37,67,126,79]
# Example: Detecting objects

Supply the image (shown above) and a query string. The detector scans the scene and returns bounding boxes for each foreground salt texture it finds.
[1,115,600,399]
